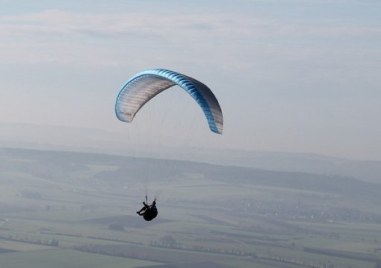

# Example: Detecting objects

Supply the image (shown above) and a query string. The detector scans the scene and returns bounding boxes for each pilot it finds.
[137,198,158,221]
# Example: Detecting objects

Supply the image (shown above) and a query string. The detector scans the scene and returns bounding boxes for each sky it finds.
[0,0,380,161]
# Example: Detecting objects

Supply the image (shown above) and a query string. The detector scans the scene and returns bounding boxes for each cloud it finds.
[0,9,380,69]
[0,9,256,38]
[0,10,257,66]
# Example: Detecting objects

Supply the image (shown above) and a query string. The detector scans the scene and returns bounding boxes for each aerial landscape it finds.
[1,1,381,268]
[1,147,381,267]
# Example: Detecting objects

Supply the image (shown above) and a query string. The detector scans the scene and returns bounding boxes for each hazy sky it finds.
[0,0,380,160]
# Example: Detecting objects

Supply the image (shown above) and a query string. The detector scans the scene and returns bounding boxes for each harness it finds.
[143,206,158,221]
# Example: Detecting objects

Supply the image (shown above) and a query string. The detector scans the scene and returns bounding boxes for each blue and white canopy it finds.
[115,69,223,134]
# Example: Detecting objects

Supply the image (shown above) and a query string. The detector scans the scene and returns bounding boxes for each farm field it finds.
[1,148,381,267]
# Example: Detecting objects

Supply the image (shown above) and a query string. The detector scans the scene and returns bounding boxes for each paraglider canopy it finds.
[115,68,223,134]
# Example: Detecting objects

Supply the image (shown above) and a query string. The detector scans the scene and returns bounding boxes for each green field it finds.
[1,148,381,268]
[0,249,160,268]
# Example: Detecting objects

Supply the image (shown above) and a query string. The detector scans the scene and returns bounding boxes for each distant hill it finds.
[191,149,381,184]
[1,147,381,204]
[0,122,380,183]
